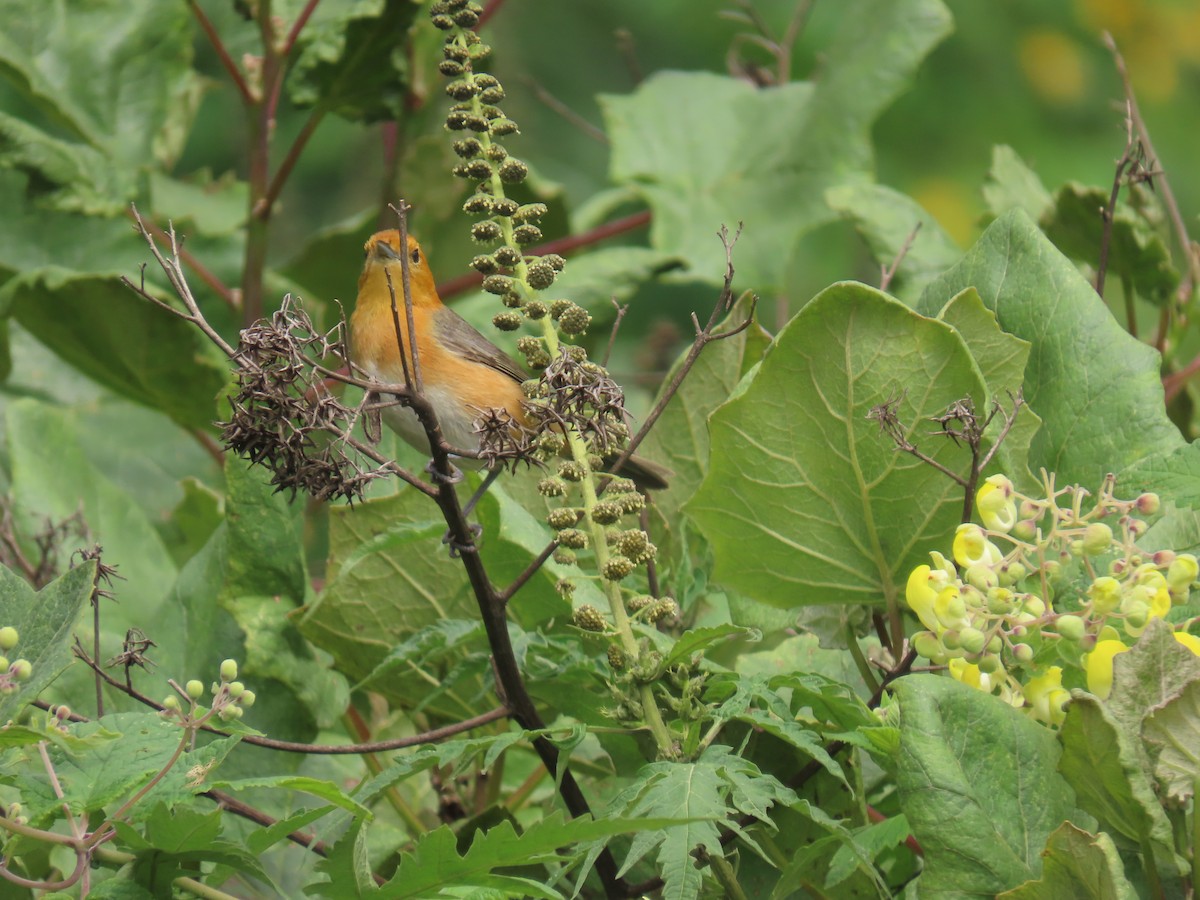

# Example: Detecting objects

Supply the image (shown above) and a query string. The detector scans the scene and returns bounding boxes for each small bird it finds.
[350,229,669,491]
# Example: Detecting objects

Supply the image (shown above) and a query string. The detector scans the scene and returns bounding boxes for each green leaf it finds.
[299,489,477,709]
[1120,442,1200,510]
[0,0,197,210]
[998,822,1138,900]
[310,816,373,897]
[7,399,182,664]
[149,170,248,238]
[893,675,1075,896]
[1143,678,1200,803]
[0,561,94,722]
[375,813,688,899]
[919,210,1183,487]
[1057,692,1173,847]
[826,183,963,305]
[211,775,369,816]
[661,624,757,669]
[1106,617,1200,740]
[600,0,952,288]
[12,712,238,827]
[1042,183,1178,304]
[604,745,797,900]
[287,0,420,123]
[3,271,228,430]
[688,283,985,609]
[982,145,1054,222]
[936,287,1042,489]
[826,815,912,890]
[114,803,275,892]
[222,457,307,603]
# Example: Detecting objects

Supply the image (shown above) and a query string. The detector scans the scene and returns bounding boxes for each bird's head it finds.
[358,229,441,308]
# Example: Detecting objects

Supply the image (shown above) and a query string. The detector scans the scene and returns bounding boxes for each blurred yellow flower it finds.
[1085,639,1130,699]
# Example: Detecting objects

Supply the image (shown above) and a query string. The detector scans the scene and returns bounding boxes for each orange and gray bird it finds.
[350,229,669,490]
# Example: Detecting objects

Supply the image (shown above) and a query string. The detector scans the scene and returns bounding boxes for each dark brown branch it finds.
[1095,101,1139,301]
[74,649,512,753]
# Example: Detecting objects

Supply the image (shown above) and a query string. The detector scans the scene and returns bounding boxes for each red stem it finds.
[437,210,652,299]
[188,0,254,104]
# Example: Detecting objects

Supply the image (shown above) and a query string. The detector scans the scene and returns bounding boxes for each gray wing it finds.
[433,305,527,383]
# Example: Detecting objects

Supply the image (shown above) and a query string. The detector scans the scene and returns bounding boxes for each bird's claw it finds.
[425,459,464,485]
[443,522,483,557]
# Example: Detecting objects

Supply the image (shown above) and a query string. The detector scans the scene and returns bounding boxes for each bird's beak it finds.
[373,240,402,262]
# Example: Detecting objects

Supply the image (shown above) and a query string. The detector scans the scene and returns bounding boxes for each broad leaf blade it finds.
[919,210,1183,487]
[893,675,1075,896]
[688,283,985,609]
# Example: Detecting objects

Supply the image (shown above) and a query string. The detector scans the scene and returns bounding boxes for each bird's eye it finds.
[363,247,370,259]
[410,248,420,264]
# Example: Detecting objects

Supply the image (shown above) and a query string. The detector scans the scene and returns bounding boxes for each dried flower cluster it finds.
[219,297,389,502]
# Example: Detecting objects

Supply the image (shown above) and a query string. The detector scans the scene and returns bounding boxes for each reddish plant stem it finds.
[187,0,253,104]
[437,210,652,299]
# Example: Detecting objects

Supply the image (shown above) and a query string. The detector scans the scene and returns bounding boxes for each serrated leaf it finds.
[826,815,912,889]
[983,145,1054,222]
[287,0,419,123]
[827,183,963,305]
[998,821,1137,900]
[937,287,1041,489]
[1106,618,1200,739]
[600,0,951,289]
[370,812,683,900]
[687,283,984,609]
[893,675,1075,896]
[919,210,1184,487]
[604,745,796,900]
[12,712,238,828]
[1058,692,1173,847]
[1143,678,1200,803]
[3,270,228,430]
[0,562,94,722]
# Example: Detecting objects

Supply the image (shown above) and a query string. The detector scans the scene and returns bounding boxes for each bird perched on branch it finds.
[350,229,669,491]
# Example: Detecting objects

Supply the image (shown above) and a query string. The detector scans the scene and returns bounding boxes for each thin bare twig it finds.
[611,224,756,474]
[602,298,629,368]
[879,221,923,294]
[523,77,608,144]
[1104,32,1199,309]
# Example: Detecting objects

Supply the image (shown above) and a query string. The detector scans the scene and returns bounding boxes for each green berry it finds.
[220,659,238,682]
[607,645,626,670]
[1082,522,1114,556]
[958,627,986,655]
[187,679,205,699]
[239,690,256,708]
[492,312,522,331]
[546,507,579,530]
[558,528,588,550]
[0,627,17,651]
[1055,614,1086,642]
[10,659,31,681]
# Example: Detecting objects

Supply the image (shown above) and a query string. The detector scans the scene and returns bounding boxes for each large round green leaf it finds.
[687,282,985,608]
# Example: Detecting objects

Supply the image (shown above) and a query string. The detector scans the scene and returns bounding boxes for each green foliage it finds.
[0,1,1197,896]
[893,675,1076,895]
